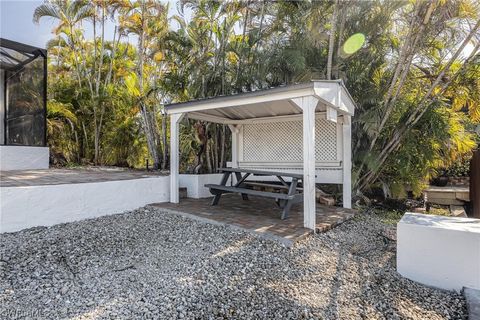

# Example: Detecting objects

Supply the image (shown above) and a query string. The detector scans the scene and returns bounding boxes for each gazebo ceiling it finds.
[165,80,356,123]
[190,100,303,121]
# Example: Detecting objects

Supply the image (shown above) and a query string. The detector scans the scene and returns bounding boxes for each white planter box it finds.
[0,176,170,233]
[0,145,49,171]
[397,212,480,292]
[179,173,230,198]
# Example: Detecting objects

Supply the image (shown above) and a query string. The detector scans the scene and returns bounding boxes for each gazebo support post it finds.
[342,115,352,208]
[170,113,185,203]
[292,96,318,230]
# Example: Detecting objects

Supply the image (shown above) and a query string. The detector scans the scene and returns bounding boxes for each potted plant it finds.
[431,169,448,187]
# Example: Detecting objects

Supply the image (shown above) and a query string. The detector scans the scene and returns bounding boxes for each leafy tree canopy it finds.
[36,0,480,199]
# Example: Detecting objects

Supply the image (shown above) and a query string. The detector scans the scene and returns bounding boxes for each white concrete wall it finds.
[179,173,229,198]
[0,146,49,171]
[0,176,170,233]
[397,212,480,292]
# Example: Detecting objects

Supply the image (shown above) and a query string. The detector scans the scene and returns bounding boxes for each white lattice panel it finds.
[242,118,338,162]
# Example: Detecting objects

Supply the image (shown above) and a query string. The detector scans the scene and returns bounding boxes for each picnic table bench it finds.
[205,168,305,219]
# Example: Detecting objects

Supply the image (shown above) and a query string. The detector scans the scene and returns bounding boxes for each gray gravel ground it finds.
[0,207,466,319]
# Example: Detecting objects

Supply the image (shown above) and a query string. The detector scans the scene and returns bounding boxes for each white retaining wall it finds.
[0,146,49,171]
[397,212,480,292]
[0,176,170,233]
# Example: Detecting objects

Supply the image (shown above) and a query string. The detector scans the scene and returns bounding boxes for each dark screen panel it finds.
[5,56,46,146]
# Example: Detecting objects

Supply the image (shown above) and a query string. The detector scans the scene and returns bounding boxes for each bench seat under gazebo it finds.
[166,80,356,230]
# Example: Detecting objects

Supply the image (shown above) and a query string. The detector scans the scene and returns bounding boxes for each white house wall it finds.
[0,145,49,171]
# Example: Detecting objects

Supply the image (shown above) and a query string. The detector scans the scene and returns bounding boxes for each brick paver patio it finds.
[151,194,356,244]
[0,167,165,187]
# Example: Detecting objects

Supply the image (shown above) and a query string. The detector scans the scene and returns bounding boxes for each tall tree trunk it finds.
[94,113,100,164]
[194,121,207,173]
[326,0,339,80]
[253,0,265,85]
[82,122,88,161]
[214,125,220,171]
[334,1,348,79]
[211,140,216,173]
[92,5,108,165]
[152,102,163,167]
[137,1,160,169]
[220,125,225,168]
[69,23,83,88]
[205,123,213,173]
[236,0,251,84]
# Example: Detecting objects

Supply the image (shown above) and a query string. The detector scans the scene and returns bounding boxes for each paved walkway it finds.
[0,167,165,187]
[152,194,356,244]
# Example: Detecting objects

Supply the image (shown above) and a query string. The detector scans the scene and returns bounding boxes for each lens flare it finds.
[343,33,365,55]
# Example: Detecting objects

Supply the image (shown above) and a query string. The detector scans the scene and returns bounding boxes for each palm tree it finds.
[35,0,124,164]
[33,0,93,87]
[47,99,79,164]
[119,0,169,170]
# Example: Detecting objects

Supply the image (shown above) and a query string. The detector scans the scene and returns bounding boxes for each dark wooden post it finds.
[470,149,479,218]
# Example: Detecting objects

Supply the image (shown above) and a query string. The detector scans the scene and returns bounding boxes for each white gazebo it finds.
[165,80,356,230]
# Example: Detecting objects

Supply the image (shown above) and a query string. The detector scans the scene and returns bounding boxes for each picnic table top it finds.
[218,167,304,179]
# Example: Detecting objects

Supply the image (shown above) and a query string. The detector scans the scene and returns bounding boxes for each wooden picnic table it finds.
[205,167,304,219]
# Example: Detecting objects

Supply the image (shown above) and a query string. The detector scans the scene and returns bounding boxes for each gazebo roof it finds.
[165,80,356,123]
